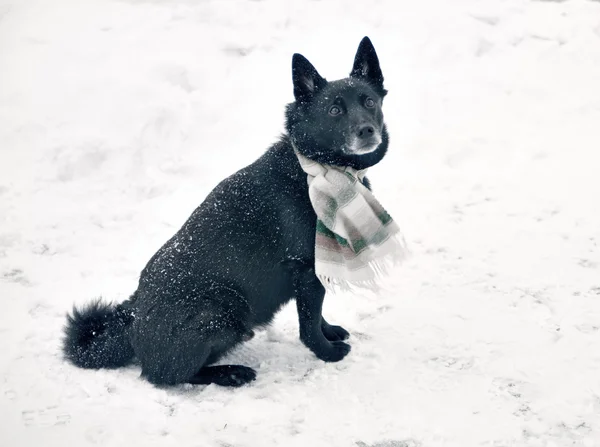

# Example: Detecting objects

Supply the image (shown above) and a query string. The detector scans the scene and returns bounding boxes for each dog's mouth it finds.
[343,135,382,155]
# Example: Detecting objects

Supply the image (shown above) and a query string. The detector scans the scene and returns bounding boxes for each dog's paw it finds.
[190,365,257,387]
[213,366,257,387]
[314,340,351,362]
[321,323,350,341]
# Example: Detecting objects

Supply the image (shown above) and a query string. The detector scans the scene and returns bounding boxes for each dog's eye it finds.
[365,97,375,108]
[329,106,342,116]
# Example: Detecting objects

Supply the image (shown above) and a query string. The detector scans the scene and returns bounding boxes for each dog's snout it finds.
[357,125,375,140]
[346,123,382,155]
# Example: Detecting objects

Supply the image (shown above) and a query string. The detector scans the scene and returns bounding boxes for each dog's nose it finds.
[357,125,375,139]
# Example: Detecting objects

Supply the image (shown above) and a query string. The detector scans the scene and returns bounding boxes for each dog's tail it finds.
[62,296,136,369]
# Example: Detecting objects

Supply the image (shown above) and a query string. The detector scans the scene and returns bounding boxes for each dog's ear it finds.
[350,37,385,93]
[292,53,327,103]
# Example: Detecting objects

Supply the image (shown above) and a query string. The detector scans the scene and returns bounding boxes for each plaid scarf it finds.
[294,149,408,291]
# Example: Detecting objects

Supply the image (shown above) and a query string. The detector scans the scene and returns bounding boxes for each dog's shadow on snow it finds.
[226,326,338,381]
[225,326,340,385]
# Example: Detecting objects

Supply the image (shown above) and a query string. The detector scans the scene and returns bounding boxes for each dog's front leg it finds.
[295,268,351,362]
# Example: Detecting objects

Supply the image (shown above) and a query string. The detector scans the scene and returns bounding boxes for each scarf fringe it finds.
[318,235,410,293]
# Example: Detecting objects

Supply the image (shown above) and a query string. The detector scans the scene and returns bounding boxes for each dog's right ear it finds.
[292,54,326,103]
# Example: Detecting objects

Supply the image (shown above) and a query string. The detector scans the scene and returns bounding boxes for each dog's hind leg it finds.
[134,286,256,387]
[140,328,256,387]
[188,327,257,387]
[140,342,212,386]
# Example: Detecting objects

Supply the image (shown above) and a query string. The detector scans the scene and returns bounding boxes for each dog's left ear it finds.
[350,37,386,94]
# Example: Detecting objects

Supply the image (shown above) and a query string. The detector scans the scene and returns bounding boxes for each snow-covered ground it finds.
[2,0,600,445]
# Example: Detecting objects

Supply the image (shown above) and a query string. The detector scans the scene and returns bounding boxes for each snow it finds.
[1,0,600,445]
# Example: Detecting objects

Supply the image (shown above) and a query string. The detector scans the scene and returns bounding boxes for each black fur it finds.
[350,36,387,97]
[63,298,134,369]
[63,36,389,387]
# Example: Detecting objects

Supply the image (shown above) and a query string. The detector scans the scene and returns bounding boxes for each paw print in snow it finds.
[22,406,70,427]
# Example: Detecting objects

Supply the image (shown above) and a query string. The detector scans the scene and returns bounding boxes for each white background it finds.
[1,0,600,445]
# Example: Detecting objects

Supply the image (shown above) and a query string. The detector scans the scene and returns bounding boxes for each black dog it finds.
[63,37,390,387]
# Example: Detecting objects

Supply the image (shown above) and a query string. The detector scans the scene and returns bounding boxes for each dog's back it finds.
[134,139,316,329]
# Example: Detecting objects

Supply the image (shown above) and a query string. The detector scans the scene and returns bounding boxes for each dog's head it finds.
[286,37,389,170]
